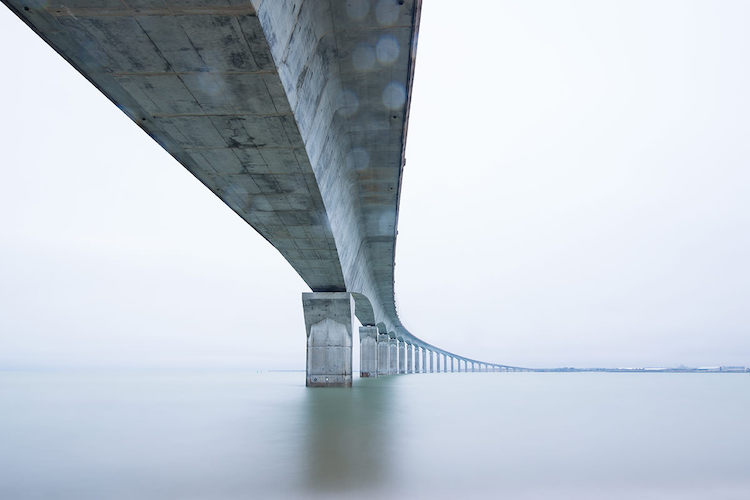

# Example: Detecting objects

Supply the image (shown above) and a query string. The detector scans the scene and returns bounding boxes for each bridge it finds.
[4,0,524,385]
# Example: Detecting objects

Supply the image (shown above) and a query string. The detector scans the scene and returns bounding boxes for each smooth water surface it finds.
[1,370,749,499]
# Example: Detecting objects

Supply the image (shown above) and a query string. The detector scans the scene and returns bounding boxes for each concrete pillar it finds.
[377,333,390,376]
[442,354,448,373]
[450,357,455,373]
[302,292,353,387]
[422,348,427,373]
[398,340,406,374]
[359,326,378,378]
[471,361,475,372]
[436,353,442,372]
[389,336,398,374]
[429,351,434,373]
[413,346,420,373]
[407,344,414,374]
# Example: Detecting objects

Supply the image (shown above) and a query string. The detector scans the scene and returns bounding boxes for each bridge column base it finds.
[377,334,390,376]
[398,340,406,374]
[303,292,353,387]
[389,337,398,374]
[359,326,378,378]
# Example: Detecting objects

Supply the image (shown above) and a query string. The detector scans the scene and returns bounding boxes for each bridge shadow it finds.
[300,376,396,494]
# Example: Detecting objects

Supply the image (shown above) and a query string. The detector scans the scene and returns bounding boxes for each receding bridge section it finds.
[5,0,523,385]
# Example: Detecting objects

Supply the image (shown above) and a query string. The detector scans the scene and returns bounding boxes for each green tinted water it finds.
[1,371,748,499]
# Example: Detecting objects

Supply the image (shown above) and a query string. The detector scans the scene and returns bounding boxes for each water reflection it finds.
[302,376,395,494]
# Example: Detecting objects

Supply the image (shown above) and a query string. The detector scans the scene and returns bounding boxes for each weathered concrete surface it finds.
[1,0,511,374]
[398,340,406,374]
[406,343,413,374]
[303,292,353,387]
[389,337,398,375]
[429,351,434,373]
[359,326,378,378]
[414,345,420,373]
[377,333,390,376]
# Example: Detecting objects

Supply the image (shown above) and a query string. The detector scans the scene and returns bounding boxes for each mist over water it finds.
[1,370,749,499]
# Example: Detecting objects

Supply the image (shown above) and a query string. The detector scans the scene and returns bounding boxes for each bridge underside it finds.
[4,0,515,384]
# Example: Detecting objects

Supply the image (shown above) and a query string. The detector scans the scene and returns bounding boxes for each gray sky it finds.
[1,0,748,369]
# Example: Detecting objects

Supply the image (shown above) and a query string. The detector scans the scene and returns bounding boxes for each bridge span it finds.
[4,0,519,385]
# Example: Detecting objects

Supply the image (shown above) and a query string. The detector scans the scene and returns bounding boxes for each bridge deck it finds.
[4,0,506,367]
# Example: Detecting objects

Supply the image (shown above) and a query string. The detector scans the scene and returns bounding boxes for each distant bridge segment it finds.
[4,0,514,385]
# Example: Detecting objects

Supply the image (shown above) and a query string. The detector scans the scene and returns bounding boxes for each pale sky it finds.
[1,0,748,370]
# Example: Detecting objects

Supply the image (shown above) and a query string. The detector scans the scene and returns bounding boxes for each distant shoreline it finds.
[527,366,749,373]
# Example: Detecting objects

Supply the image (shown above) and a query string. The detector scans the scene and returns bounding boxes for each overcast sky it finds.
[1,0,748,370]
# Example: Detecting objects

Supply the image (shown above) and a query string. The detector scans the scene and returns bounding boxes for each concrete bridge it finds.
[4,0,522,385]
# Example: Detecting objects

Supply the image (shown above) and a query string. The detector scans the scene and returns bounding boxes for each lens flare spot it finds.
[338,89,360,117]
[382,82,406,110]
[376,35,399,65]
[346,148,370,171]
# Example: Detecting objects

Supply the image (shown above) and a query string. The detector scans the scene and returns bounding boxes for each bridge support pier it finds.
[436,353,442,373]
[398,340,406,374]
[377,334,390,376]
[429,351,434,373]
[422,349,427,373]
[359,326,378,378]
[303,292,353,387]
[407,344,413,374]
[414,346,420,373]
[450,357,455,373]
[389,336,398,374]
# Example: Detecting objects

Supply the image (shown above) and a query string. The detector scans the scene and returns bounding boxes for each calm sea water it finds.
[1,370,749,499]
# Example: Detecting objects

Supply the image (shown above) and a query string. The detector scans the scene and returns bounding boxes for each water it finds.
[1,370,749,499]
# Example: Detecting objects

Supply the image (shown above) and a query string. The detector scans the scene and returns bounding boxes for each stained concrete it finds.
[302,292,353,387]
[389,337,398,375]
[398,340,406,375]
[359,326,378,378]
[377,333,390,376]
